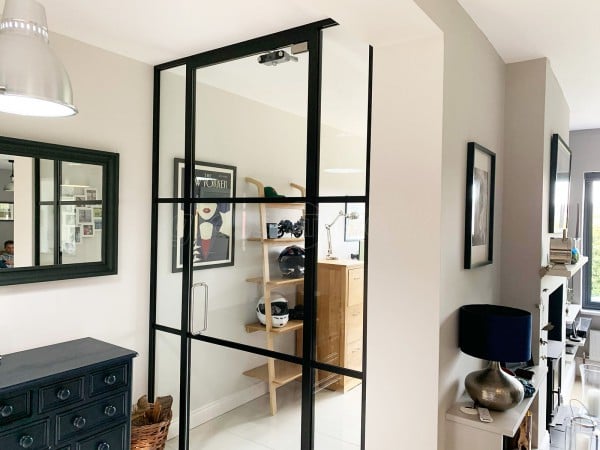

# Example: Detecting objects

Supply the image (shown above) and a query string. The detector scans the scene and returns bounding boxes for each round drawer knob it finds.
[56,387,71,401]
[97,442,110,450]
[104,405,117,417]
[19,435,34,449]
[104,374,117,385]
[73,415,87,429]
[0,404,14,417]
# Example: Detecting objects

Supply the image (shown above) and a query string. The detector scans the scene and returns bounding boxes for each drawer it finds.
[57,392,127,443]
[0,419,49,450]
[76,424,126,450]
[346,268,364,306]
[0,391,31,425]
[345,339,363,371]
[58,447,71,450]
[39,377,84,413]
[346,304,362,329]
[89,364,128,397]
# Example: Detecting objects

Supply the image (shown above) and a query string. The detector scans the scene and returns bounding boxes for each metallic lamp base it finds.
[465,361,524,411]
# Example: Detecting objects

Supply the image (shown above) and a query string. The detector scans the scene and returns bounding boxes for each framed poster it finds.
[464,142,496,269]
[0,202,13,221]
[172,159,236,272]
[549,133,571,233]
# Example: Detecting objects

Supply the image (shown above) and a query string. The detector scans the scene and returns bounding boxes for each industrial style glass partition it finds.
[150,20,371,450]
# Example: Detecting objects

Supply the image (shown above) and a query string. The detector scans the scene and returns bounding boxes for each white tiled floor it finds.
[165,382,362,450]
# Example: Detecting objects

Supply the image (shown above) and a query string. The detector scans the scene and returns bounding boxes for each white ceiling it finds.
[458,0,600,131]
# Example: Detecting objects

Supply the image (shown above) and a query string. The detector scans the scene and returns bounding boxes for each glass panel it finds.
[60,204,102,264]
[194,45,308,199]
[156,203,183,330]
[314,378,362,449]
[183,340,301,450]
[159,65,186,199]
[319,27,369,197]
[591,181,600,303]
[61,161,103,203]
[39,159,54,202]
[38,205,54,266]
[196,201,305,357]
[155,330,181,447]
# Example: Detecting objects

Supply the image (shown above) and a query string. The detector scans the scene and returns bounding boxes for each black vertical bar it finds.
[360,45,373,450]
[55,160,61,264]
[301,28,323,450]
[178,63,196,450]
[148,66,162,402]
[583,174,594,308]
[34,159,40,266]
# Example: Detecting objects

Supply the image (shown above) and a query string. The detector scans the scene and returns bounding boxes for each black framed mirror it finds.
[0,136,118,285]
[549,133,572,234]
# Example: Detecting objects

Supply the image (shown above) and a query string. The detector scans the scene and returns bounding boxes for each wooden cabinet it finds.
[298,260,364,392]
[0,338,136,450]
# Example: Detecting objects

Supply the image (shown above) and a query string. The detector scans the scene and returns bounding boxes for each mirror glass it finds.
[549,133,571,233]
[0,137,118,284]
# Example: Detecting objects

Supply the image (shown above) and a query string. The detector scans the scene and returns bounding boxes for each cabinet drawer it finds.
[345,340,363,371]
[76,424,126,450]
[89,364,128,397]
[0,419,49,450]
[57,392,127,442]
[347,268,364,306]
[39,377,84,413]
[0,391,31,425]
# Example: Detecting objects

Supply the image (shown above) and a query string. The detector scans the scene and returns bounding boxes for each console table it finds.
[445,365,547,450]
[0,338,137,450]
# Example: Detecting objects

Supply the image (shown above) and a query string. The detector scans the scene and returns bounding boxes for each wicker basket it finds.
[130,403,172,450]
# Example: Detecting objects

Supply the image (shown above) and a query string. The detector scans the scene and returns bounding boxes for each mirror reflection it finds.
[0,153,104,269]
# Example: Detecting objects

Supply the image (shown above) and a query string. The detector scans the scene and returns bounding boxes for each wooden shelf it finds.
[246,276,304,287]
[247,237,304,244]
[243,360,302,386]
[245,320,303,334]
[540,256,588,278]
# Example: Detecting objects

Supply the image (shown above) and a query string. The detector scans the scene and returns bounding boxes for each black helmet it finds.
[278,245,305,278]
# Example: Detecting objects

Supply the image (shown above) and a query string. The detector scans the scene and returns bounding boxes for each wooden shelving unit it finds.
[242,177,305,415]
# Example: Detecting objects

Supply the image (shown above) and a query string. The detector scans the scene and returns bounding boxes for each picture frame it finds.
[82,224,95,237]
[549,133,571,233]
[172,158,237,272]
[464,142,496,269]
[94,219,102,230]
[0,202,13,221]
[76,207,93,225]
[344,202,365,241]
[85,188,97,201]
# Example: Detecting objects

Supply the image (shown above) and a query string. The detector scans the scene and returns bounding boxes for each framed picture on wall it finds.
[0,202,13,221]
[172,158,237,272]
[549,133,571,233]
[464,142,496,269]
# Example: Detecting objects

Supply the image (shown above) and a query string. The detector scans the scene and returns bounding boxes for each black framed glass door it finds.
[149,20,371,450]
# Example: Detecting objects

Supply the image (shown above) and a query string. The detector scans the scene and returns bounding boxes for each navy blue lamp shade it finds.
[459,304,532,362]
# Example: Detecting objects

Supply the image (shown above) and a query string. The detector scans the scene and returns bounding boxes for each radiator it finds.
[589,330,600,361]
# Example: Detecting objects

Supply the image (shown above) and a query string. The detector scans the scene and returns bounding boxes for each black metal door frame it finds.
[148,19,372,450]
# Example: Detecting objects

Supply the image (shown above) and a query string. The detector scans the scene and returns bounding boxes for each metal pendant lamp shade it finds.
[0,0,77,117]
[459,304,532,411]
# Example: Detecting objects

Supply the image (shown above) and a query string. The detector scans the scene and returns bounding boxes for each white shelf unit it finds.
[445,365,547,449]
[540,256,588,278]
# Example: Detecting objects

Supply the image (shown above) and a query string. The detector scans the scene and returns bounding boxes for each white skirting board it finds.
[167,382,268,440]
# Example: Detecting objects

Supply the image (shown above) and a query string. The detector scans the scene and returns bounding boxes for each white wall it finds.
[413,1,506,448]
[0,32,153,402]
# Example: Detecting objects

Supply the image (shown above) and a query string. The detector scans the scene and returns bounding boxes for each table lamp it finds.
[459,304,532,411]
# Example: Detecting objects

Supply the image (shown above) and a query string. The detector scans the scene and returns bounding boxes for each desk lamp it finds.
[325,210,358,260]
[459,304,532,411]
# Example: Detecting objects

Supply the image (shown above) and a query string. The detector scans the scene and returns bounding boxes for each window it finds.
[583,172,600,309]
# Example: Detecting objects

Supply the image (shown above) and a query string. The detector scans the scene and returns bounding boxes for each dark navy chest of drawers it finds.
[0,338,137,450]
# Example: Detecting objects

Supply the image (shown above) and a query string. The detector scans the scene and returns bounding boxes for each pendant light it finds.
[3,160,14,192]
[0,0,77,117]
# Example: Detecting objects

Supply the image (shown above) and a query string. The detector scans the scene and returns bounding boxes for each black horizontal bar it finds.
[154,196,367,204]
